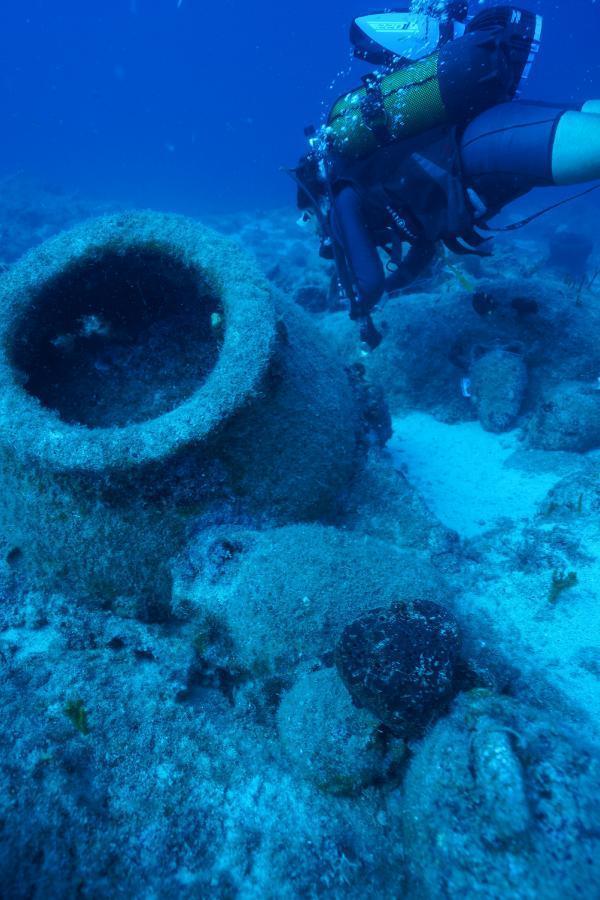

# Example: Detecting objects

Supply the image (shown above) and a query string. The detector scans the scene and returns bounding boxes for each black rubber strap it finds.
[481,182,600,232]
[361,74,391,145]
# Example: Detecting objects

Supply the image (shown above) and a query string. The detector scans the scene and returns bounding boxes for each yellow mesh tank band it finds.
[327,52,448,160]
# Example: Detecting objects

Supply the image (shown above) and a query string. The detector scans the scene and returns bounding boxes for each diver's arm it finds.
[385,239,436,294]
[331,184,385,316]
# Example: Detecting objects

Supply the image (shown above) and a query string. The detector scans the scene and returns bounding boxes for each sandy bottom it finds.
[391,411,600,727]
[390,412,571,537]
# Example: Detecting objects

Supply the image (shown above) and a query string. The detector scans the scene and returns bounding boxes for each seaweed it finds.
[563,266,600,307]
[548,570,578,604]
[64,698,90,735]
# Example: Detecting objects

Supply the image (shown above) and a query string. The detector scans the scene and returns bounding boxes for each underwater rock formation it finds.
[0,212,364,609]
[320,255,600,439]
[468,343,528,433]
[528,381,600,452]
[335,600,460,737]
[0,586,406,899]
[547,229,594,278]
[539,466,600,520]
[338,447,460,563]
[277,666,404,795]
[172,523,451,676]
[399,690,600,898]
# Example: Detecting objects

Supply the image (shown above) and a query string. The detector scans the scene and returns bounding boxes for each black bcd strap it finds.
[361,74,392,145]
[480,182,600,233]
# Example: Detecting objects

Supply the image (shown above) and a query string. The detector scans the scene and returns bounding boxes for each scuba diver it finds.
[292,2,600,349]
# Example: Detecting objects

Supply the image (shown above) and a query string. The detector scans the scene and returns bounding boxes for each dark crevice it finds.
[12,247,223,427]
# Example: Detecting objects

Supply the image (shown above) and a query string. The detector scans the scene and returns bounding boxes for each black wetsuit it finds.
[461,100,569,209]
[330,101,570,311]
[325,12,570,316]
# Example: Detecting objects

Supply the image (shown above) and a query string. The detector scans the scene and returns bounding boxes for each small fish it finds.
[444,262,475,293]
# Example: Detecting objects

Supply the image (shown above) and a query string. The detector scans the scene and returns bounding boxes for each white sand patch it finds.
[390,412,600,725]
[390,412,568,537]
[0,626,58,660]
[458,563,600,726]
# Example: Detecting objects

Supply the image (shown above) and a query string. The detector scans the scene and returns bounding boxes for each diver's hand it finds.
[357,315,383,352]
[348,298,382,351]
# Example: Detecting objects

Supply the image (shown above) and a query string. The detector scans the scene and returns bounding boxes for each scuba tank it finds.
[326,6,543,161]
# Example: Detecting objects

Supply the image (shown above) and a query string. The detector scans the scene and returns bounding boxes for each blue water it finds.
[0,0,598,212]
[1,2,600,897]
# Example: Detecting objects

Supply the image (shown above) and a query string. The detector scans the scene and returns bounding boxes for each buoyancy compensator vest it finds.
[325,6,542,161]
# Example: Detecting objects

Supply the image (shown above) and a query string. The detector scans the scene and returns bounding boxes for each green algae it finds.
[548,570,578,604]
[64,699,90,735]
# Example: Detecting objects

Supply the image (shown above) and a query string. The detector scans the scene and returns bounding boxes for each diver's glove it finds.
[349,298,383,351]
[357,315,383,352]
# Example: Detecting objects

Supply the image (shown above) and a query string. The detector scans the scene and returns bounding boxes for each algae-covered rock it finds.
[0,212,364,608]
[469,344,528,433]
[398,691,600,899]
[0,586,405,899]
[172,523,450,675]
[539,467,600,520]
[528,381,600,452]
[547,228,594,278]
[338,447,460,562]
[335,600,460,737]
[277,667,403,794]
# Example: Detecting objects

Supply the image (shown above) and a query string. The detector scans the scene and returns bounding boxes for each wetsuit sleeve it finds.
[331,185,385,316]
